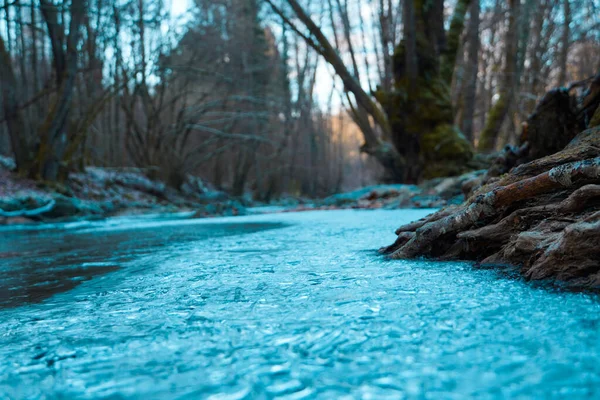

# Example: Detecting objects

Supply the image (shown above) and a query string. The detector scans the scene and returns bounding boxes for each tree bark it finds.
[375,0,474,182]
[478,0,520,152]
[377,0,395,93]
[459,0,480,142]
[557,0,571,86]
[0,35,30,172]
[403,0,418,89]
[36,0,87,181]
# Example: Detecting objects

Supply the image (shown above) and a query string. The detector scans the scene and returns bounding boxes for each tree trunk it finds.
[36,0,87,181]
[232,148,253,197]
[478,0,520,152]
[557,0,571,86]
[272,0,474,183]
[403,0,418,89]
[459,0,481,142]
[374,0,474,182]
[377,0,394,93]
[0,35,30,172]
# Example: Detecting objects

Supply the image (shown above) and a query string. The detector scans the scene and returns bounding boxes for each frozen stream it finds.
[1,209,600,398]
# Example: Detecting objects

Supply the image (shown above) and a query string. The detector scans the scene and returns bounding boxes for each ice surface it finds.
[1,209,599,398]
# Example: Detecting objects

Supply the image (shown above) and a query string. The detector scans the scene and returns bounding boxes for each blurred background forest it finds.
[1,0,599,200]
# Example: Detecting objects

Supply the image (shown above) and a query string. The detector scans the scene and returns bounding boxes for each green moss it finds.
[375,62,473,181]
[421,124,474,179]
[382,74,455,136]
[391,38,438,82]
[422,124,472,158]
[374,3,475,182]
[478,94,508,151]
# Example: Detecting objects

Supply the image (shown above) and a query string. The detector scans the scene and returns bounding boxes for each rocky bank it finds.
[0,162,246,225]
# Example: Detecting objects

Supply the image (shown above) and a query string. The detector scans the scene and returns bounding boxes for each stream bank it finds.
[1,155,481,226]
[0,162,247,225]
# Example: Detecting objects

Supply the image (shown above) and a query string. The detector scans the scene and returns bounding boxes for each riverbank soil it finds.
[382,74,600,289]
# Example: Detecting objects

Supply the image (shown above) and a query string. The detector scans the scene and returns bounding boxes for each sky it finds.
[171,0,191,17]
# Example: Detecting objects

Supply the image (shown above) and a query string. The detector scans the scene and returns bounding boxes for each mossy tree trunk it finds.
[375,0,474,182]
[270,0,476,183]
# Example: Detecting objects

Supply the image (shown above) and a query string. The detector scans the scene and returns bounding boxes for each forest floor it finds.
[0,155,480,226]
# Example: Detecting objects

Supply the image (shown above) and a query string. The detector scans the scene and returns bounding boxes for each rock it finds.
[423,170,485,199]
[321,173,486,211]
[192,200,247,218]
[83,167,166,198]
[0,164,255,222]
[0,156,16,171]
[0,195,55,218]
[181,174,209,196]
[0,197,27,213]
[196,190,231,203]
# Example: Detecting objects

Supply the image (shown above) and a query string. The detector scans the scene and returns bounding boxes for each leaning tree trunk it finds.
[374,0,474,182]
[267,0,406,181]
[382,73,600,289]
[270,0,474,183]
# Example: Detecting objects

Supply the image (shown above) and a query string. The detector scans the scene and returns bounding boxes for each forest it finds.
[1,0,597,193]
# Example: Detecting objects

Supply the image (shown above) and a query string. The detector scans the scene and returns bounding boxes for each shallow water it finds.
[1,210,599,399]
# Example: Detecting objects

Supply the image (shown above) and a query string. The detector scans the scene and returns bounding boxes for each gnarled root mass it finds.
[382,74,600,289]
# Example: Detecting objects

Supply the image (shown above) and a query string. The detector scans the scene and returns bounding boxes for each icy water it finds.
[1,210,600,399]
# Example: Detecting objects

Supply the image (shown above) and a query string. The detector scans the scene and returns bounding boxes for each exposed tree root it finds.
[382,125,600,289]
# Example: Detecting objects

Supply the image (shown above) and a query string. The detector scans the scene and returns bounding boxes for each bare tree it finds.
[265,0,406,181]
[0,0,87,180]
